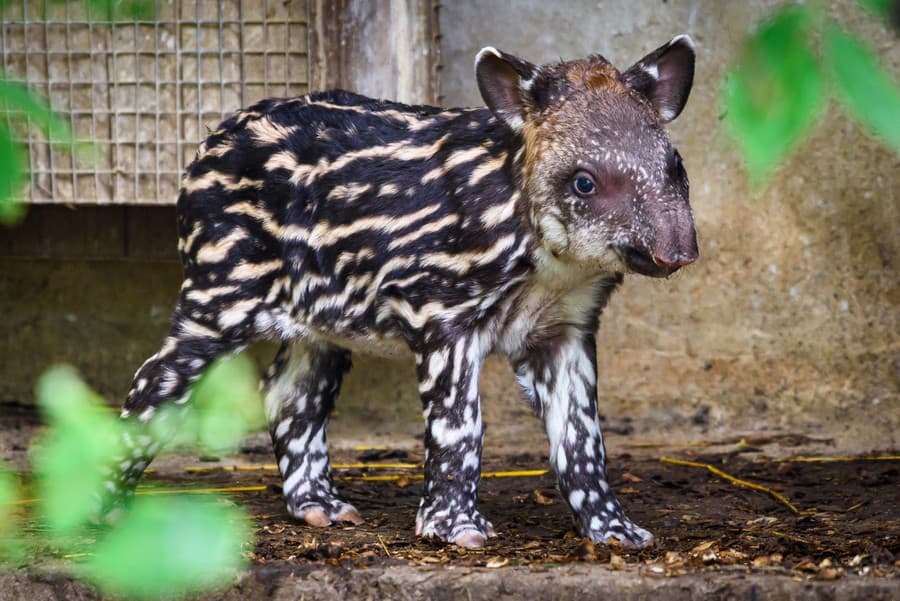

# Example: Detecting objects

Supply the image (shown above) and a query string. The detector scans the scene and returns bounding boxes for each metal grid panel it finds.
[1,0,309,205]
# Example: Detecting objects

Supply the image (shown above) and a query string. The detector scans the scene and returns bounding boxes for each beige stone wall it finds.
[439,0,899,450]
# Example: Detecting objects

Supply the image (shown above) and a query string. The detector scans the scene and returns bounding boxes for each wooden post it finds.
[308,0,441,106]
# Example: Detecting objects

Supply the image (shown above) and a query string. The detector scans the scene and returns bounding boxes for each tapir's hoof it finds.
[452,530,486,548]
[415,505,496,548]
[302,507,332,527]
[335,506,365,525]
[290,496,364,528]
[590,519,656,549]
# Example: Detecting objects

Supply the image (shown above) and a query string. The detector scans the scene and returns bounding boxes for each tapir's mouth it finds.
[614,245,679,278]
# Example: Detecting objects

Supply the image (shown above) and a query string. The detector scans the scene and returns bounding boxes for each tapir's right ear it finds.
[475,47,538,132]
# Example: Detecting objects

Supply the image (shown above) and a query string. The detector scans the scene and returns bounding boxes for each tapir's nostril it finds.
[652,253,697,268]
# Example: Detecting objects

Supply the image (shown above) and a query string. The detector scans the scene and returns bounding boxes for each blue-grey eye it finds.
[573,174,596,196]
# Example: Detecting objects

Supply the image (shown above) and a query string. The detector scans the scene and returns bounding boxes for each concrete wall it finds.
[1,1,896,453]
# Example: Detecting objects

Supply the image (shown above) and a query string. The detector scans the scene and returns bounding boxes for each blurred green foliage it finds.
[0,468,15,526]
[33,366,126,537]
[79,0,156,21]
[857,0,898,20]
[1,3,257,597]
[3,359,259,598]
[0,0,156,224]
[0,0,155,21]
[0,466,24,560]
[825,26,900,151]
[153,354,265,454]
[84,496,251,600]
[723,1,900,183]
[0,122,27,223]
[0,81,77,224]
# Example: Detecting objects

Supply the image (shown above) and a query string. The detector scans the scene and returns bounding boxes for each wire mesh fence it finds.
[1,0,309,205]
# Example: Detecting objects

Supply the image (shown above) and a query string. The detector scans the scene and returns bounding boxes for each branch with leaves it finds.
[723,0,900,183]
[1,357,263,599]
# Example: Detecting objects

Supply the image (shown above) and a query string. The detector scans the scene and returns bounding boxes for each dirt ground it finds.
[187,447,899,579]
[2,402,898,585]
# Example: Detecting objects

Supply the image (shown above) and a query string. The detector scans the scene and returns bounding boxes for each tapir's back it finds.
[174,90,532,343]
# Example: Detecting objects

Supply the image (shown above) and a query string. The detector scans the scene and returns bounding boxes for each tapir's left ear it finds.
[475,47,539,132]
[622,34,695,123]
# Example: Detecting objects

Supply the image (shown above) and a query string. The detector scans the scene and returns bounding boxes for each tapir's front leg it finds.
[414,336,496,548]
[515,327,655,548]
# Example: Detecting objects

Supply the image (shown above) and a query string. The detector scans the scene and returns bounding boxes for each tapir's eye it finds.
[572,173,596,196]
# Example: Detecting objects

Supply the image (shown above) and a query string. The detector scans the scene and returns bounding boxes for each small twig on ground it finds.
[377,534,391,558]
[660,456,813,516]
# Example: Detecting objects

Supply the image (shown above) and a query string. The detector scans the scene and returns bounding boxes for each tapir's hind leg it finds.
[263,342,363,527]
[99,290,260,520]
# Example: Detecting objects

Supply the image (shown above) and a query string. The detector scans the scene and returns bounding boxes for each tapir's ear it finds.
[622,34,695,123]
[475,47,539,132]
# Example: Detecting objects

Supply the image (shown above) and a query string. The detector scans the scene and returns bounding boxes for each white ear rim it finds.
[474,45,528,132]
[474,46,502,70]
[669,34,695,50]
[642,34,695,123]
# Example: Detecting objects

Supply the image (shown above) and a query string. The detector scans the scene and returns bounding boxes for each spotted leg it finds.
[100,299,255,521]
[414,335,496,548]
[514,326,654,548]
[264,342,362,527]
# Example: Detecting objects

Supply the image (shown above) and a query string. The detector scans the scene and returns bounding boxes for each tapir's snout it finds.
[649,205,699,273]
[616,206,698,278]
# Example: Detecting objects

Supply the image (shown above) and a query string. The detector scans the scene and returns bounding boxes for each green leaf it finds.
[189,354,265,453]
[0,123,27,224]
[32,366,124,536]
[0,79,74,145]
[825,26,900,152]
[86,0,157,22]
[722,5,825,182]
[0,466,24,559]
[84,495,250,600]
[857,0,891,18]
[0,468,16,523]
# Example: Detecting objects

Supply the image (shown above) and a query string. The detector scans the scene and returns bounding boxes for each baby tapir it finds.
[111,35,698,548]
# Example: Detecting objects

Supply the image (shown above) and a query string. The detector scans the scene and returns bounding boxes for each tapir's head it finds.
[476,36,698,277]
